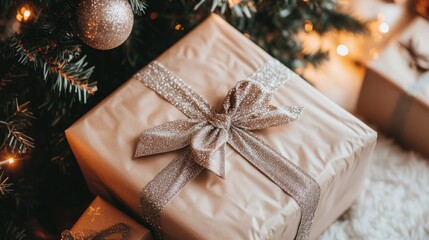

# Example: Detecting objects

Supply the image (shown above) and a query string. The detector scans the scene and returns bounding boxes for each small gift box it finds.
[63,196,152,240]
[357,16,429,158]
[66,14,376,240]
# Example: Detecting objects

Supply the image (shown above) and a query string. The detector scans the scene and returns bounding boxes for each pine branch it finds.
[0,171,13,197]
[0,221,26,240]
[7,35,97,103]
[302,50,329,68]
[129,0,148,15]
[50,132,73,174]
[8,36,38,67]
[41,55,97,103]
[194,0,256,17]
[317,11,369,35]
[0,99,34,154]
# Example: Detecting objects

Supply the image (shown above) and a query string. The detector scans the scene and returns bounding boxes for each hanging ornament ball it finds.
[76,0,134,50]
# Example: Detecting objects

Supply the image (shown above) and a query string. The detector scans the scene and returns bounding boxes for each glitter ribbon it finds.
[61,223,129,240]
[390,39,429,139]
[134,59,321,240]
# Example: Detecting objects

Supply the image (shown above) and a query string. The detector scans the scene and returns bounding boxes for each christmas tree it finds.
[0,0,365,238]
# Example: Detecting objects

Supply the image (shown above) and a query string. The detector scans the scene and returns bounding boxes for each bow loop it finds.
[222,80,304,130]
[222,80,272,118]
[135,119,204,158]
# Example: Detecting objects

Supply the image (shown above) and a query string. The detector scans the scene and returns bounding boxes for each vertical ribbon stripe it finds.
[139,150,204,239]
[228,127,320,240]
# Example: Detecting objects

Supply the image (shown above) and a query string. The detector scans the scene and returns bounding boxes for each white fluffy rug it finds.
[319,136,429,240]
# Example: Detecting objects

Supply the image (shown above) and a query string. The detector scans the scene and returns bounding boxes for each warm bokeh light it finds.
[150,12,158,20]
[304,20,313,32]
[175,24,184,31]
[378,22,390,34]
[369,48,379,60]
[336,44,349,56]
[7,158,14,164]
[16,5,33,22]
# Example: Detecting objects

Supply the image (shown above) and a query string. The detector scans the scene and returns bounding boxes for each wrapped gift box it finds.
[66,14,377,240]
[67,196,152,240]
[357,17,429,158]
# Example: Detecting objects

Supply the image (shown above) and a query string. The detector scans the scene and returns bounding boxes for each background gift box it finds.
[64,196,152,240]
[357,16,429,158]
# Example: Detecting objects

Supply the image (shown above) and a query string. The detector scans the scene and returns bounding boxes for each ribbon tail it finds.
[228,127,320,240]
[140,149,204,240]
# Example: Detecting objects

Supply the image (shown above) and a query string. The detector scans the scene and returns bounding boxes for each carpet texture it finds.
[319,136,429,240]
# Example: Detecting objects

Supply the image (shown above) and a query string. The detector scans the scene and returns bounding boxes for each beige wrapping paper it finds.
[70,196,152,240]
[357,16,429,158]
[66,14,377,239]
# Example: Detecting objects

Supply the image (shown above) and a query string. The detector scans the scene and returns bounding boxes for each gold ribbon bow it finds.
[134,60,320,240]
[135,80,302,178]
[61,223,129,240]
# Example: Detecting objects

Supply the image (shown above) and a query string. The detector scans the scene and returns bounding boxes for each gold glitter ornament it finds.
[76,0,134,50]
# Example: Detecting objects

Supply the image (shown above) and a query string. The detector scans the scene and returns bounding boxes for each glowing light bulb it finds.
[0,157,15,167]
[23,10,31,20]
[336,44,349,56]
[16,5,33,22]
[378,22,390,34]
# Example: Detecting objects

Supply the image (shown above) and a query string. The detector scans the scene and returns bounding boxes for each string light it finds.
[336,44,349,56]
[0,157,15,167]
[378,22,390,34]
[16,5,33,23]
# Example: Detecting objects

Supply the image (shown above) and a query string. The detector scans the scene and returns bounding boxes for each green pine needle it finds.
[8,35,97,103]
[0,221,26,240]
[0,99,34,154]
[129,0,148,15]
[0,171,13,197]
